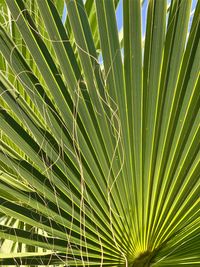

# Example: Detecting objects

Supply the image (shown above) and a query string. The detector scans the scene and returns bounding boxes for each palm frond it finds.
[0,0,199,266]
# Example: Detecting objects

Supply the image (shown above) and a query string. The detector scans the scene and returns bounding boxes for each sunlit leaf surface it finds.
[0,0,199,266]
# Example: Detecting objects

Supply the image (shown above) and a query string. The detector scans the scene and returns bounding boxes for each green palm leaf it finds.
[0,0,199,266]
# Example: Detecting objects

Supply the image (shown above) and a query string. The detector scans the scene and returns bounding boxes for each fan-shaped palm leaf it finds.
[0,0,199,266]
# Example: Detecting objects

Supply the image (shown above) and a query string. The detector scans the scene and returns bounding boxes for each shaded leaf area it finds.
[0,0,199,266]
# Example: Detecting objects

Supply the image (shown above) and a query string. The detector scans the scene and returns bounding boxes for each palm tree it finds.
[0,0,199,266]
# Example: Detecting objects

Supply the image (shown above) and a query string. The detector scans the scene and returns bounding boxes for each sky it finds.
[116,0,148,36]
[63,0,198,35]
[62,0,197,64]
[62,0,198,50]
[115,0,198,38]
